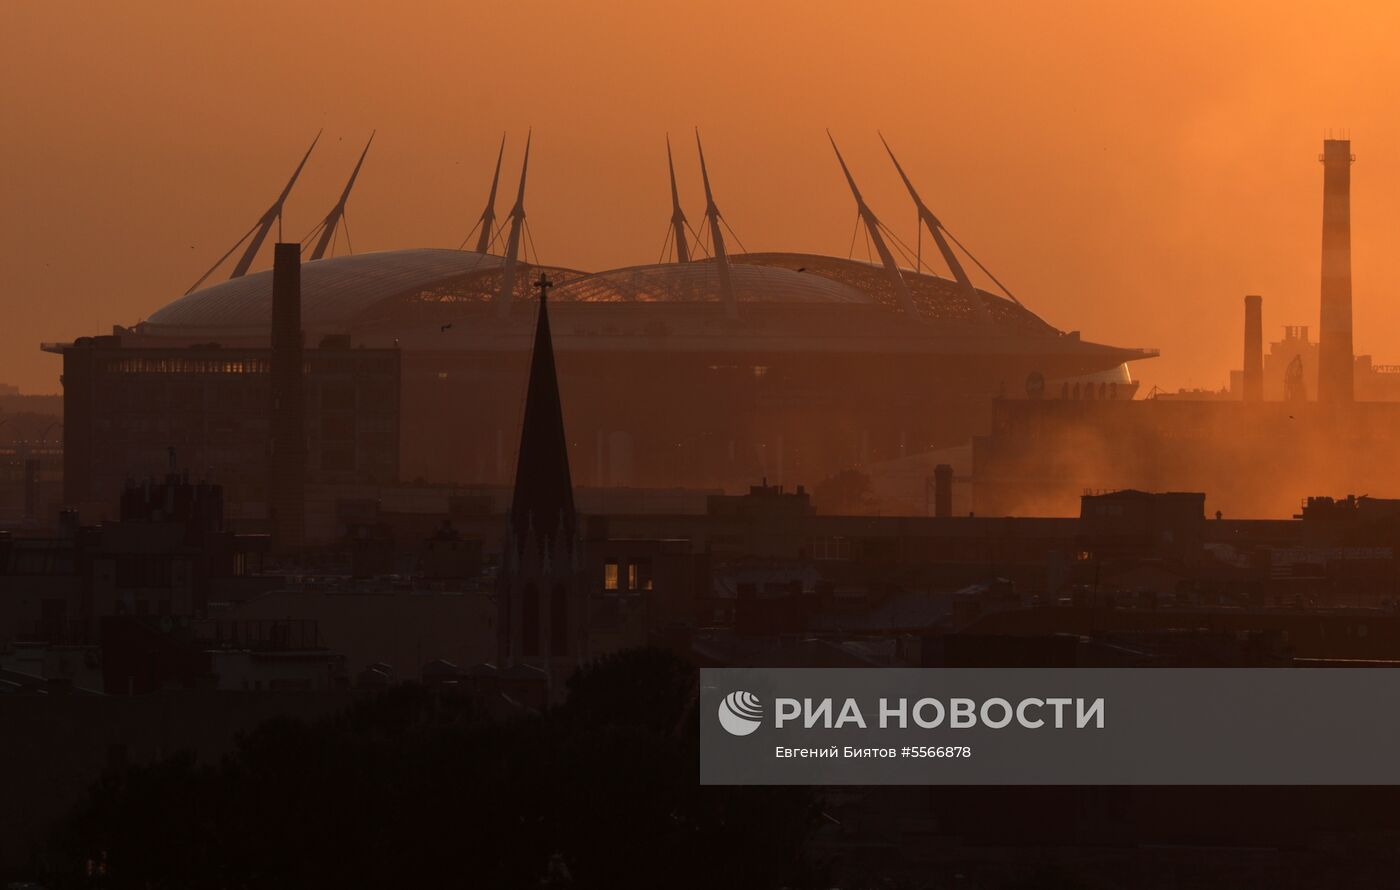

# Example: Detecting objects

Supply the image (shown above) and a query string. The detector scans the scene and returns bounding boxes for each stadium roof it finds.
[733,252,1059,336]
[146,249,509,332]
[139,248,1067,339]
[552,261,874,305]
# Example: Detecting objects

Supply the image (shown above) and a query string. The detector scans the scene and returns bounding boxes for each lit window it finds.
[627,562,638,590]
[604,561,619,591]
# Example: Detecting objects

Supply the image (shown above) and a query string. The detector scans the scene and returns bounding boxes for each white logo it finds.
[718,690,764,736]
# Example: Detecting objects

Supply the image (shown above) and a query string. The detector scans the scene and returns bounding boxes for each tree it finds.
[45,649,819,890]
[812,468,875,515]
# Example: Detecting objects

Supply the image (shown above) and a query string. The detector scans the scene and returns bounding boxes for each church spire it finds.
[508,271,575,559]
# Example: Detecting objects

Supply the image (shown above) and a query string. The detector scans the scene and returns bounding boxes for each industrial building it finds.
[1226,323,1400,402]
[972,138,1400,520]
[51,334,399,520]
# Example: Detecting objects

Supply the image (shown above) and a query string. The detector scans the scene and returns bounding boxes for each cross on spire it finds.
[534,271,553,300]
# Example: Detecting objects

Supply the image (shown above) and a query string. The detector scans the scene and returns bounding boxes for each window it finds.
[811,537,852,561]
[636,558,654,591]
[627,562,638,591]
[604,561,619,591]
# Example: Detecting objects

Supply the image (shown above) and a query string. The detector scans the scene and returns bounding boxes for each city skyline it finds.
[5,1,1400,394]
[13,4,1400,880]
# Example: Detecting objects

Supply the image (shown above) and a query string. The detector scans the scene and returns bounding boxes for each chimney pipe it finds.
[269,243,306,550]
[933,464,953,518]
[1318,139,1354,403]
[1242,294,1263,402]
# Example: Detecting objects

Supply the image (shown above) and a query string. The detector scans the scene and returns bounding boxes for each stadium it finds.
[83,134,1157,496]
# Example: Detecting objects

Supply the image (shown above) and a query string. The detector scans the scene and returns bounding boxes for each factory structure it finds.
[1223,139,1400,402]
[975,138,1400,519]
[47,132,1153,519]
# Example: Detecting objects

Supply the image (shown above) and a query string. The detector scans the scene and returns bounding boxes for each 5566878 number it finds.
[905,746,972,759]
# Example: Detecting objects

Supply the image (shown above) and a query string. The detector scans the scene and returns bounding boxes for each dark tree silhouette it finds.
[812,468,875,515]
[44,648,819,890]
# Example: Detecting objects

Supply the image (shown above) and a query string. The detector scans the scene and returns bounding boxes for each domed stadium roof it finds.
[139,246,1071,341]
[144,249,516,333]
[733,252,1060,336]
[550,261,874,305]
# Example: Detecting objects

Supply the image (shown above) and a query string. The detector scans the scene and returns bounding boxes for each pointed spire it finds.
[828,131,919,318]
[879,132,993,324]
[495,130,531,316]
[696,130,738,319]
[309,131,374,261]
[231,131,321,279]
[666,135,691,263]
[475,133,507,254]
[509,271,575,561]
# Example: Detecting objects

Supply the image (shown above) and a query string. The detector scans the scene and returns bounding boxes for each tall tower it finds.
[695,131,739,319]
[1317,138,1354,403]
[828,132,919,317]
[1242,294,1263,402]
[474,133,506,255]
[498,273,584,676]
[495,132,531,317]
[666,135,691,263]
[880,133,995,324]
[309,132,374,261]
[268,243,306,550]
[184,132,320,295]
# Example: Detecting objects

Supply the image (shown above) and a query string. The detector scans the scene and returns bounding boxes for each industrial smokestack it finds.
[1242,294,1263,402]
[1318,139,1354,403]
[269,243,306,550]
[933,463,953,517]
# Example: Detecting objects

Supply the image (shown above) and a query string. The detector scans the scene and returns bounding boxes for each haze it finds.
[2,0,1399,394]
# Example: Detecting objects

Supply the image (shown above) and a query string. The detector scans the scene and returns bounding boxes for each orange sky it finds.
[3,0,1400,394]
